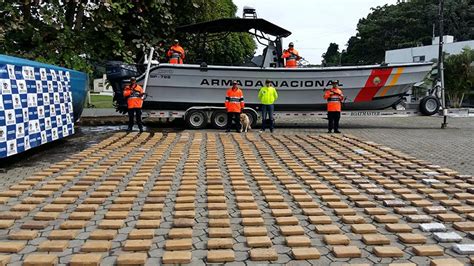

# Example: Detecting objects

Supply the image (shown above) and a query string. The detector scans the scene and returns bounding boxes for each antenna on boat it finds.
[243,6,257,19]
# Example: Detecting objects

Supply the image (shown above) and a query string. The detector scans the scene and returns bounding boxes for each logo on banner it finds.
[1,79,11,94]
[40,68,47,80]
[35,81,42,92]
[27,94,37,107]
[43,94,50,105]
[13,95,21,109]
[23,108,29,122]
[18,83,26,93]
[5,109,15,125]
[49,105,56,116]
[7,140,17,156]
[16,124,25,138]
[52,128,58,140]
[29,120,40,134]
[22,66,35,80]
[50,69,57,81]
[56,116,62,127]
[38,106,45,119]
[47,81,53,92]
[17,80,27,94]
[24,136,30,150]
[7,65,15,79]
[0,126,5,142]
[45,117,52,130]
[41,131,47,144]
[54,93,60,104]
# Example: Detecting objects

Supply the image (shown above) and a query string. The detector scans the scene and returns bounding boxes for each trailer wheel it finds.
[211,110,228,129]
[243,110,258,128]
[185,110,208,129]
[419,96,440,116]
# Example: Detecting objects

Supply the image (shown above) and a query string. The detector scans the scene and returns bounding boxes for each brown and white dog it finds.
[240,113,251,132]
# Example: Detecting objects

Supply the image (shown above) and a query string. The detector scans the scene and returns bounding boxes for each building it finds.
[92,74,113,95]
[385,36,474,63]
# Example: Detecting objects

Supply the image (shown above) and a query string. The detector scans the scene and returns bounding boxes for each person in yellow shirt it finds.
[258,79,278,133]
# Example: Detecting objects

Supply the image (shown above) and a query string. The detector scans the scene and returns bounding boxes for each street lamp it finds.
[437,0,448,128]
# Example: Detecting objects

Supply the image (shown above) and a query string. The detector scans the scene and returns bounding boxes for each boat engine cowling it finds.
[105,61,139,114]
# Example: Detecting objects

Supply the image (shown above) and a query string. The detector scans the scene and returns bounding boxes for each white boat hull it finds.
[138,63,433,111]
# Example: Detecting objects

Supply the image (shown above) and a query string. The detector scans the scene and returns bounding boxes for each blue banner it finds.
[0,63,75,158]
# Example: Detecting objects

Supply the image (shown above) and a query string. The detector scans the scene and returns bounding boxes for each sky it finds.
[233,0,398,64]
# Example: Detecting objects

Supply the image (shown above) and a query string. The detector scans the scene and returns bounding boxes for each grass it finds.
[89,94,114,108]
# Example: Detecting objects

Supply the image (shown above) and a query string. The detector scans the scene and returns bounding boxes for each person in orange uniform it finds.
[123,77,144,132]
[167,39,185,64]
[225,81,245,132]
[281,42,301,68]
[323,80,344,133]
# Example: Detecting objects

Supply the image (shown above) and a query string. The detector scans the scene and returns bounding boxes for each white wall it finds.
[385,40,474,63]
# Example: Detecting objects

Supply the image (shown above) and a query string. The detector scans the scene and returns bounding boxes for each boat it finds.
[106,10,437,128]
[0,54,88,158]
[135,62,432,111]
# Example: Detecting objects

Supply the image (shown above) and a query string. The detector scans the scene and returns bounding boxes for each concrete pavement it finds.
[0,130,472,265]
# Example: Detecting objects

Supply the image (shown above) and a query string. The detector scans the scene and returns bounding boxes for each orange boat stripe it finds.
[354,68,393,102]
[379,67,404,97]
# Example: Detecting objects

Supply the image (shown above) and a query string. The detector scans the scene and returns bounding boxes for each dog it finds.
[240,113,251,132]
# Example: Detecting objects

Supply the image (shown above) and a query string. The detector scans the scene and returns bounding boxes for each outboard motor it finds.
[105,61,139,114]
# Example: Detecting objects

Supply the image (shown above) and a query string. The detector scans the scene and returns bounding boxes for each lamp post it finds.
[437,0,448,128]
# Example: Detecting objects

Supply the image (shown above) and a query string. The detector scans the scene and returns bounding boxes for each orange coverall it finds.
[281,48,300,68]
[167,45,185,64]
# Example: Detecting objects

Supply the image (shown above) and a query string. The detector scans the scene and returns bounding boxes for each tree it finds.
[322,43,340,66]
[444,47,474,107]
[0,1,176,73]
[173,0,256,65]
[341,0,474,65]
[0,0,256,74]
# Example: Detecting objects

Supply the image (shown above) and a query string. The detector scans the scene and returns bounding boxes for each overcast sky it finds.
[233,0,398,64]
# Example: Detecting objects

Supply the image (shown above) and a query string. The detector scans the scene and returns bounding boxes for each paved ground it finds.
[272,116,474,175]
[78,108,474,175]
[0,126,115,190]
[0,126,473,265]
[2,116,473,194]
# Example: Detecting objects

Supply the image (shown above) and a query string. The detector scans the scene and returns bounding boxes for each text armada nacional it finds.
[200,79,343,88]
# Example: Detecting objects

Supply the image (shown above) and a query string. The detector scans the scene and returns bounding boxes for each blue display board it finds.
[0,63,74,158]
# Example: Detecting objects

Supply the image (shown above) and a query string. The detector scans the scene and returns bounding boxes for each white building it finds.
[385,35,474,63]
[92,74,113,95]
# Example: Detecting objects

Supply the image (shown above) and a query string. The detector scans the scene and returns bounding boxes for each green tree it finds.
[0,0,256,74]
[173,0,256,65]
[444,47,474,107]
[341,0,473,65]
[322,43,340,66]
[0,1,176,73]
